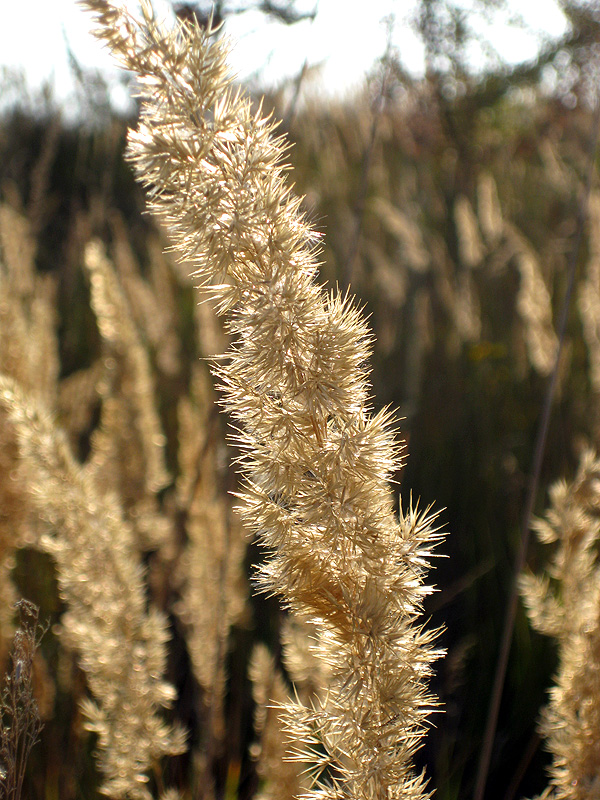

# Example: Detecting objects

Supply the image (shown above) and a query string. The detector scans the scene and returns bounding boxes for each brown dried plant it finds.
[520,451,600,800]
[578,192,600,400]
[0,174,245,797]
[249,642,309,800]
[83,238,172,551]
[0,203,58,666]
[249,615,334,800]
[107,213,182,377]
[511,230,559,378]
[0,600,45,800]
[79,3,444,800]
[454,195,484,270]
[476,173,503,248]
[0,376,186,800]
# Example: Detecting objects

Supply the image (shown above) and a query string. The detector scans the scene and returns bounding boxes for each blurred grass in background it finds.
[1,2,600,798]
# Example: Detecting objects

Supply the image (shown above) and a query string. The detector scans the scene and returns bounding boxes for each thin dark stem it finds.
[427,558,494,613]
[503,732,540,800]
[473,99,600,800]
[0,601,45,800]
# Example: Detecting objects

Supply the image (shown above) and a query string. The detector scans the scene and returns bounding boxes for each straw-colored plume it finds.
[454,195,484,269]
[578,192,600,393]
[510,229,558,376]
[477,173,503,246]
[84,239,169,492]
[539,139,572,195]
[0,205,36,297]
[78,3,445,799]
[432,241,481,352]
[109,214,181,377]
[520,450,600,800]
[146,234,183,375]
[451,271,482,344]
[0,204,59,401]
[250,613,330,797]
[58,360,105,450]
[83,239,172,550]
[0,375,186,800]
[280,614,331,699]
[249,643,310,800]
[373,197,429,273]
[0,203,59,664]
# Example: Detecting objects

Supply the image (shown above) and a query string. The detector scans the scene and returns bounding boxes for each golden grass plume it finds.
[78,2,446,798]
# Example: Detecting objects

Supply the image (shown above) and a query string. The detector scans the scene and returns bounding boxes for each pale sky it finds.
[0,0,570,113]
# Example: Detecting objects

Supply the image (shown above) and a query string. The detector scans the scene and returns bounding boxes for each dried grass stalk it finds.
[454,195,484,269]
[80,4,444,799]
[249,643,309,800]
[0,600,45,800]
[0,206,58,663]
[84,239,170,494]
[510,228,558,377]
[174,364,247,783]
[0,375,185,800]
[578,192,600,393]
[476,173,503,246]
[83,239,172,552]
[521,451,600,800]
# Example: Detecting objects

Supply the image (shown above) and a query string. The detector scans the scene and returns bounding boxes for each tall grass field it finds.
[1,3,600,800]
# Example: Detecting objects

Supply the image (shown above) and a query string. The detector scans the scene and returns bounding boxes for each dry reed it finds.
[521,451,600,799]
[78,2,445,799]
[0,375,186,800]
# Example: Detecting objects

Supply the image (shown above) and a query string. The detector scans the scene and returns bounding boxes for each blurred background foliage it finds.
[2,1,600,799]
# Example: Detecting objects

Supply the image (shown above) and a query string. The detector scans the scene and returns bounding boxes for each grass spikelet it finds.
[84,238,170,495]
[83,238,173,552]
[0,204,59,402]
[511,229,558,377]
[109,215,181,377]
[249,643,309,800]
[477,173,503,246]
[578,192,600,394]
[372,197,429,274]
[0,375,185,800]
[0,208,58,664]
[520,450,600,799]
[454,195,484,269]
[79,3,445,798]
[280,614,331,698]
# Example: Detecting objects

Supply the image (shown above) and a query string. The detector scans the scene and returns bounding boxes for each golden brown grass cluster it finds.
[2,2,600,800]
